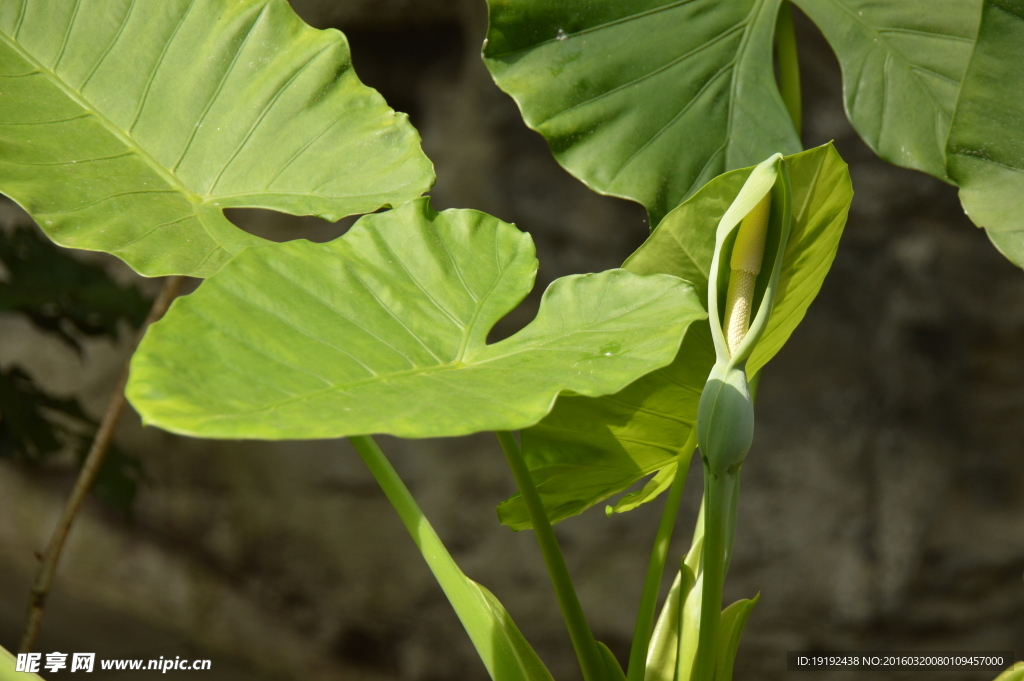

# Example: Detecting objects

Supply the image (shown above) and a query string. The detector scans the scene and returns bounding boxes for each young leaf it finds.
[127,198,704,440]
[0,0,433,277]
[483,0,801,225]
[499,144,851,529]
[598,642,629,681]
[466,577,561,679]
[646,522,704,681]
[713,595,760,681]
[946,0,1024,268]
[792,0,982,180]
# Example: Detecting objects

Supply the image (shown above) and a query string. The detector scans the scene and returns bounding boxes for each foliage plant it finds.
[0,0,1021,680]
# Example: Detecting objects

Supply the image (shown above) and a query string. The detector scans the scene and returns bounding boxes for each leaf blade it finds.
[0,0,433,277]
[792,0,982,180]
[127,198,705,439]
[946,0,1024,267]
[483,0,800,224]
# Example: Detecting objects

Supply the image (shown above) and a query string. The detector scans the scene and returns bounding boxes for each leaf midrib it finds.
[168,294,691,420]
[0,28,202,205]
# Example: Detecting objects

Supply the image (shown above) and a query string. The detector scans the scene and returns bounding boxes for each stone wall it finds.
[1,2,1021,680]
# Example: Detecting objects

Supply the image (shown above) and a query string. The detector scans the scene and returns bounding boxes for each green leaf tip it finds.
[0,0,434,277]
[127,197,705,440]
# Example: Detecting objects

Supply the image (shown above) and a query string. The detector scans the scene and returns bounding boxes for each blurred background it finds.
[0,1,1021,679]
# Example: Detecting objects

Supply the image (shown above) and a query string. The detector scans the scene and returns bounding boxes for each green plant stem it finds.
[496,431,605,681]
[348,435,529,680]
[691,469,739,681]
[626,432,697,681]
[775,0,802,136]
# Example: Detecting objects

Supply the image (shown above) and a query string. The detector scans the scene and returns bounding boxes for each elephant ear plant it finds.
[124,146,851,681]
[1,1,1018,680]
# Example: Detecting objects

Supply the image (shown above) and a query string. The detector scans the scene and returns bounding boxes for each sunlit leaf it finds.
[0,0,433,277]
[127,198,704,439]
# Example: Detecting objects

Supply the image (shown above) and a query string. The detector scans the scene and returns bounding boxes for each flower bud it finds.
[697,153,791,475]
[697,362,754,475]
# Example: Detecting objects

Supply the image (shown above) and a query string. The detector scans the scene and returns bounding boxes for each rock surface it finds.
[0,2,1021,681]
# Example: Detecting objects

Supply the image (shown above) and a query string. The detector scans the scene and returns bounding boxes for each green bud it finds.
[697,362,753,476]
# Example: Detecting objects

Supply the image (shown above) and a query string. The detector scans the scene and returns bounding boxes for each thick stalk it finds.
[496,431,605,681]
[690,469,738,681]
[20,276,183,653]
[775,0,802,136]
[626,433,697,681]
[348,434,525,680]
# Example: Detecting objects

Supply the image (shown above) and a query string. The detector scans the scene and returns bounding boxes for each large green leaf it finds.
[482,0,801,225]
[946,0,1024,267]
[0,0,433,277]
[499,144,851,529]
[792,0,981,180]
[127,198,704,440]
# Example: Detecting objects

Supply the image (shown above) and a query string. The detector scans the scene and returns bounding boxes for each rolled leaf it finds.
[0,0,433,277]
[946,0,1024,268]
[500,144,851,529]
[128,198,704,439]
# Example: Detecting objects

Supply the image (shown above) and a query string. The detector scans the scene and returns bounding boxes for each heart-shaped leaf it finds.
[498,144,851,529]
[0,0,433,277]
[946,0,1024,268]
[483,0,801,225]
[127,198,705,440]
[792,0,982,181]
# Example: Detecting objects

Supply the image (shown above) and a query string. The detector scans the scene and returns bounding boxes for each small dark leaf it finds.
[0,226,150,351]
[0,364,141,517]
